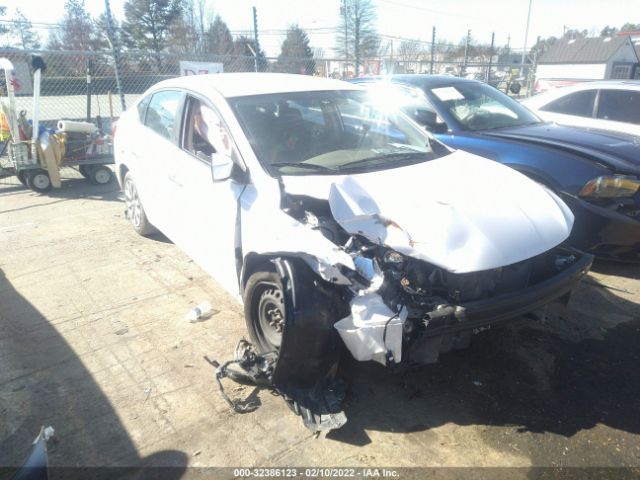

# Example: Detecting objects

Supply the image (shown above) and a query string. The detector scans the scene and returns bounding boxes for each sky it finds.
[1,0,638,56]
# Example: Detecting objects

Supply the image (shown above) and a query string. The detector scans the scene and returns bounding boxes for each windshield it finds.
[229,90,447,176]
[428,82,542,131]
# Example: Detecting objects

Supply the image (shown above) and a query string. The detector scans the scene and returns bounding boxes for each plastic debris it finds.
[185,301,213,323]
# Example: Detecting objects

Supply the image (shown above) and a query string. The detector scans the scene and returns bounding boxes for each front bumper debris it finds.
[209,340,347,433]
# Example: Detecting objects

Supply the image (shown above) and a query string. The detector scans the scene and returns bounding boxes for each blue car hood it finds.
[480,123,640,176]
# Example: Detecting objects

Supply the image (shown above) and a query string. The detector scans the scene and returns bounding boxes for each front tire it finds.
[123,172,156,236]
[244,271,285,353]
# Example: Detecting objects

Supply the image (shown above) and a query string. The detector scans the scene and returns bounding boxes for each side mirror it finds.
[413,109,448,134]
[210,153,235,182]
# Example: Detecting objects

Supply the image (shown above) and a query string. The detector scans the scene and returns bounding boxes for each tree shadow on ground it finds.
[0,268,187,479]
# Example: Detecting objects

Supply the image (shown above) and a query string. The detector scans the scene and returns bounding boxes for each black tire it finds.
[244,271,285,354]
[16,170,28,186]
[123,172,156,236]
[88,165,113,185]
[25,169,52,193]
[78,165,91,179]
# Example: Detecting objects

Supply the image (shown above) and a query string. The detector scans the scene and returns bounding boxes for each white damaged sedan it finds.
[115,73,592,430]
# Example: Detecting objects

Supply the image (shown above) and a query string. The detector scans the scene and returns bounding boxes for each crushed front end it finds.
[337,238,592,365]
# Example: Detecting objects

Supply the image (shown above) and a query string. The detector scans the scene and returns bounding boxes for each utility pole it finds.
[521,0,533,68]
[104,0,125,111]
[487,32,495,83]
[462,29,470,77]
[430,26,436,74]
[252,6,260,72]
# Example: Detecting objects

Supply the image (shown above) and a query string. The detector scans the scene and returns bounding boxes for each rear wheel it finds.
[123,172,156,236]
[25,169,52,193]
[244,272,285,353]
[87,165,113,185]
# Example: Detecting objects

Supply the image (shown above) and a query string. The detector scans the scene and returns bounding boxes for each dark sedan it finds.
[351,75,640,262]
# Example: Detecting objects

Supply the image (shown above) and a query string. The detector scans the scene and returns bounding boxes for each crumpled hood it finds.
[281,151,574,273]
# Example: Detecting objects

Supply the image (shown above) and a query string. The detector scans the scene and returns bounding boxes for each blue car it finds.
[351,75,640,262]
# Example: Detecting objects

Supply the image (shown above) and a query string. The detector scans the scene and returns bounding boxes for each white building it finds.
[536,36,639,81]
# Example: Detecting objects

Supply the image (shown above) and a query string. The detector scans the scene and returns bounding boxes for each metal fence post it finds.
[487,32,495,83]
[86,57,92,122]
[105,0,126,112]
[430,26,436,74]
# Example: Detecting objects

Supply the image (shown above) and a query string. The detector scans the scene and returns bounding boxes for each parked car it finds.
[522,80,640,137]
[114,73,591,430]
[352,75,640,262]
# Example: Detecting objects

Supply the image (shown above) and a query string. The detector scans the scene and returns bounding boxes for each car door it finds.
[165,94,247,296]
[537,89,598,129]
[134,89,185,238]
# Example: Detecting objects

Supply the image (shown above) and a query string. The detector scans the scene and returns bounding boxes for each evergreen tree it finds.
[122,0,182,53]
[276,25,315,75]
[230,35,268,72]
[206,15,234,57]
[47,0,103,51]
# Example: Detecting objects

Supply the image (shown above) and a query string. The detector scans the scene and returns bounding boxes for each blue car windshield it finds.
[229,90,445,176]
[428,82,542,131]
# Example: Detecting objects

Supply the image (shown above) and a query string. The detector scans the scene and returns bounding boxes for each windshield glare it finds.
[229,90,443,176]
[429,83,541,131]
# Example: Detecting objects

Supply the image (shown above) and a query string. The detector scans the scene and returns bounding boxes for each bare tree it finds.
[10,9,41,50]
[335,0,380,76]
[397,39,423,63]
[47,0,104,51]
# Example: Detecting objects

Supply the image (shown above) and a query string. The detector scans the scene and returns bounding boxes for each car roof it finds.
[149,73,362,98]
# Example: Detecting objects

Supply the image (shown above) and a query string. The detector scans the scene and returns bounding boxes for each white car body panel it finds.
[115,73,574,301]
[523,82,640,138]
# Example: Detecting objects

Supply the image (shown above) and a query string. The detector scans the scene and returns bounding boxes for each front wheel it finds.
[123,172,156,236]
[244,272,285,353]
[26,169,52,193]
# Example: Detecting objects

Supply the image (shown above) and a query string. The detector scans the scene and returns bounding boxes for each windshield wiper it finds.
[336,152,425,171]
[271,162,337,173]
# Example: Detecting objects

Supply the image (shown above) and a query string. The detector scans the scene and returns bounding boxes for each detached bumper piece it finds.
[212,340,347,433]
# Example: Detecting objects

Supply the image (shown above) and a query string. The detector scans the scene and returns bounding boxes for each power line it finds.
[376,0,483,21]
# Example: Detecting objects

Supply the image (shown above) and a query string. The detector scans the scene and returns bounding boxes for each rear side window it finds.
[541,90,596,117]
[144,90,182,141]
[596,90,640,124]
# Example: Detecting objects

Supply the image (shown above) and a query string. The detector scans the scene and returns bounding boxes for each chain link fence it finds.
[0,48,536,127]
[0,48,536,187]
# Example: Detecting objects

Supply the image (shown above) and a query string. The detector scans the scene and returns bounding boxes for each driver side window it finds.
[181,96,243,167]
